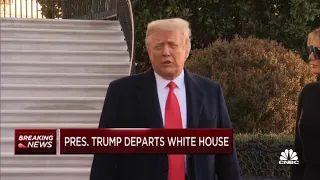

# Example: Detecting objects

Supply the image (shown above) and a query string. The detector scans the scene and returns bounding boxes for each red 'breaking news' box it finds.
[14,129,57,155]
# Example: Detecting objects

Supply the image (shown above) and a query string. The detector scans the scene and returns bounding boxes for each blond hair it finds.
[307,27,320,46]
[145,18,191,49]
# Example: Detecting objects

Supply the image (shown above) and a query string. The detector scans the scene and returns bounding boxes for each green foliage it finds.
[59,0,93,19]
[36,0,106,19]
[235,134,294,178]
[36,0,61,19]
[186,37,315,134]
[132,0,320,72]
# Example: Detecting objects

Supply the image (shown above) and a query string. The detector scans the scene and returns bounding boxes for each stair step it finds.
[0,49,130,63]
[1,137,13,153]
[1,167,90,174]
[0,38,127,51]
[0,72,126,85]
[0,110,100,127]
[0,97,105,111]
[1,84,108,97]
[0,122,98,139]
[0,121,98,127]
[1,152,93,168]
[1,28,125,41]
[0,167,90,180]
[0,17,129,180]
[1,61,130,74]
[1,17,121,30]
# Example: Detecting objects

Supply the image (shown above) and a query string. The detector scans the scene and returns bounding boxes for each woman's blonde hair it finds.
[307,27,320,46]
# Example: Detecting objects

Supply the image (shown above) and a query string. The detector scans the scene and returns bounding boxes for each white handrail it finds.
[125,0,135,75]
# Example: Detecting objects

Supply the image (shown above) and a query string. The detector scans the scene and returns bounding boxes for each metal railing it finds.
[0,0,52,19]
[117,0,135,74]
[61,0,117,20]
[0,0,118,20]
[0,0,135,75]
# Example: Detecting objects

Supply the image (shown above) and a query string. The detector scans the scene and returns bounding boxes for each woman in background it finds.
[291,27,320,180]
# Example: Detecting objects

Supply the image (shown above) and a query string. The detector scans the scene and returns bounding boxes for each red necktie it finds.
[165,81,185,180]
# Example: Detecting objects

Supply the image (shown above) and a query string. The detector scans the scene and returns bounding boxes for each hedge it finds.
[235,134,294,179]
[186,36,315,134]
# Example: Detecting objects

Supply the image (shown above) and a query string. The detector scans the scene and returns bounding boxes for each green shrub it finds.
[186,36,315,134]
[37,0,61,19]
[235,134,294,178]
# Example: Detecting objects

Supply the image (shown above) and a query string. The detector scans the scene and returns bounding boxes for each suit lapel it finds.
[135,69,164,128]
[184,69,204,128]
[184,69,205,180]
[134,68,204,128]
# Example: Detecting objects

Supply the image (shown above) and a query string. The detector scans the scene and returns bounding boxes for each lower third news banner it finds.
[59,128,233,154]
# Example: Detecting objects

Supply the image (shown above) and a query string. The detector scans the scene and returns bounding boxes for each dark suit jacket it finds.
[290,80,320,180]
[90,68,241,180]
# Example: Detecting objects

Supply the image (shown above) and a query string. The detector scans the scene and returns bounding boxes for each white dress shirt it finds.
[154,71,188,171]
[154,71,187,128]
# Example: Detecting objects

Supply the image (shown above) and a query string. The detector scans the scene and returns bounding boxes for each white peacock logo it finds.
[280,149,298,161]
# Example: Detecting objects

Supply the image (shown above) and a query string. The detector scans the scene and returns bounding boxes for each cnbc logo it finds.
[278,149,299,165]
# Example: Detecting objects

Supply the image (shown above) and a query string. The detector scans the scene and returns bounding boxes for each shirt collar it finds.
[154,70,185,89]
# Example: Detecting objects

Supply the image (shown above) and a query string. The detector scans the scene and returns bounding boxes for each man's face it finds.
[308,41,320,75]
[147,30,189,80]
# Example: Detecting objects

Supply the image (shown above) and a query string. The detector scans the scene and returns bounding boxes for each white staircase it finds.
[0,18,131,180]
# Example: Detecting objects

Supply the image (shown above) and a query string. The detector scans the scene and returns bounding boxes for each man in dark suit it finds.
[90,18,241,180]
